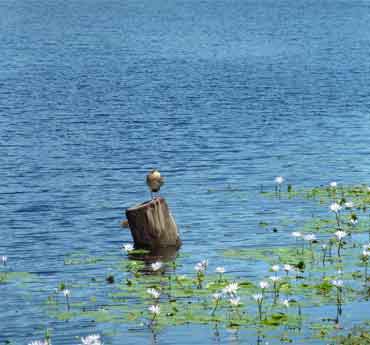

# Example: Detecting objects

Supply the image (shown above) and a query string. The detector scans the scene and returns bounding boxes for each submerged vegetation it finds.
[2,180,370,344]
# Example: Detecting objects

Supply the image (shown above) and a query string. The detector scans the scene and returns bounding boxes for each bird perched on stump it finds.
[146,169,164,199]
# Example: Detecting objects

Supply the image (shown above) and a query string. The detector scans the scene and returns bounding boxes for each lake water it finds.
[1,0,370,344]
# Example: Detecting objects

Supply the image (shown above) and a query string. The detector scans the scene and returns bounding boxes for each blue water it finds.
[1,0,370,343]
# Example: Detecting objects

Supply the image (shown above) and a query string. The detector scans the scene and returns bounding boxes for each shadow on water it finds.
[128,245,180,263]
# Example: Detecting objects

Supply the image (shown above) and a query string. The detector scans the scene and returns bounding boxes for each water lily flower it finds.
[213,293,222,301]
[200,260,209,269]
[1,255,7,266]
[215,266,225,274]
[259,281,269,289]
[195,260,208,273]
[151,262,163,271]
[122,244,134,252]
[62,289,71,311]
[28,341,49,345]
[334,231,347,257]
[253,293,263,303]
[363,250,370,257]
[229,296,241,306]
[281,299,290,308]
[148,305,160,319]
[344,201,354,208]
[223,282,239,295]
[330,203,342,213]
[335,231,347,240]
[147,288,160,299]
[303,234,316,242]
[253,293,264,320]
[271,264,280,272]
[211,293,222,316]
[363,244,370,251]
[330,181,337,188]
[283,264,293,273]
[331,280,344,288]
[291,231,302,238]
[194,263,205,272]
[80,334,102,345]
[275,176,284,185]
[350,218,358,225]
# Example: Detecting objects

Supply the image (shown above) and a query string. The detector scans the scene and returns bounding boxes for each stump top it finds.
[126,197,165,212]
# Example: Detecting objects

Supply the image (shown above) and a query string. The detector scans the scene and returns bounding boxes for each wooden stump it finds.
[126,197,181,249]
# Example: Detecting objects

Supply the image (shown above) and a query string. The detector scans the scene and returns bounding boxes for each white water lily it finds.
[223,282,239,295]
[344,201,354,208]
[151,261,163,271]
[275,176,284,184]
[271,264,280,272]
[194,262,205,272]
[200,259,209,269]
[363,250,370,257]
[147,288,160,299]
[303,234,316,242]
[148,304,160,316]
[213,293,222,301]
[330,181,337,188]
[281,299,290,308]
[122,244,134,252]
[1,255,7,265]
[335,230,347,240]
[330,202,342,213]
[215,266,225,274]
[350,218,358,225]
[62,289,70,297]
[259,281,269,289]
[363,244,370,250]
[291,231,302,238]
[229,296,241,306]
[80,334,102,345]
[331,279,344,288]
[195,260,208,273]
[283,264,293,272]
[28,341,49,345]
[253,293,263,303]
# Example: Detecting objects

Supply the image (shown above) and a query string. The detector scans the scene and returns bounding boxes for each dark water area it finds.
[1,0,370,344]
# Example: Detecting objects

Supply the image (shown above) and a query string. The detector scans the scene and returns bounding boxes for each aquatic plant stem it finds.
[66,295,70,311]
[211,299,220,316]
[335,212,341,229]
[337,239,343,258]
[364,258,368,285]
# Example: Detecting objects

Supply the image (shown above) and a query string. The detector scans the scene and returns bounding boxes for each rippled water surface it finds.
[1,0,370,344]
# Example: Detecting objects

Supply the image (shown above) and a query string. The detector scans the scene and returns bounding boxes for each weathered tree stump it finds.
[126,197,181,249]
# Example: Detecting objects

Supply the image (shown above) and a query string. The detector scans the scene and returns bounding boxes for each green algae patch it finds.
[0,271,36,284]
